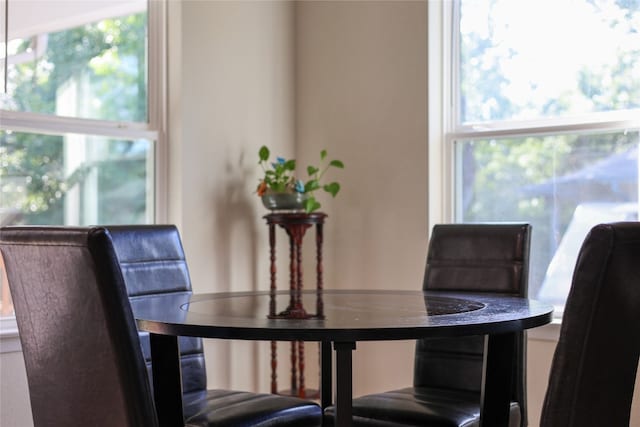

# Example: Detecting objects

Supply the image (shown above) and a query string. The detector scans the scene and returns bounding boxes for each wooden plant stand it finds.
[264,212,326,399]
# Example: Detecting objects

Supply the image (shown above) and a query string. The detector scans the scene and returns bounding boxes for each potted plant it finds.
[256,145,344,213]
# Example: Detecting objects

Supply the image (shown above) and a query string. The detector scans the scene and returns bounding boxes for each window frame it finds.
[428,0,640,323]
[0,0,168,222]
[0,0,168,349]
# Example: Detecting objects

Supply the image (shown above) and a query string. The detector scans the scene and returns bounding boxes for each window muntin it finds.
[445,0,640,316]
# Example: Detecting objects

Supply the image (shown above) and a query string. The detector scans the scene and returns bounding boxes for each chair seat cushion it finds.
[324,386,520,427]
[184,389,322,427]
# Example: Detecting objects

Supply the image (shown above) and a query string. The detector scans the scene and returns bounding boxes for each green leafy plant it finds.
[256,145,344,213]
[302,149,344,213]
[256,146,297,194]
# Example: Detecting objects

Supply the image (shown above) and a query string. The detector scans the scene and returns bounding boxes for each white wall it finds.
[527,336,557,426]
[170,0,297,392]
[294,0,428,396]
[0,349,32,426]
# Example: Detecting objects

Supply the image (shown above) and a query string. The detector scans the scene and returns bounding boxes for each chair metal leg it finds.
[480,333,516,427]
[334,341,356,427]
[150,333,184,427]
[321,341,333,409]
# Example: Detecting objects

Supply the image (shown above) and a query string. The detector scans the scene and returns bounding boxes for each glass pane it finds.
[455,130,639,313]
[1,130,154,226]
[459,0,640,123]
[1,2,147,121]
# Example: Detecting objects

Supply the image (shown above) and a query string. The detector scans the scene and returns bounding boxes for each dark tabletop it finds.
[131,289,553,342]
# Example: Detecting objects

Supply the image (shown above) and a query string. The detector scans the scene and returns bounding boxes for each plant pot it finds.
[261,192,307,212]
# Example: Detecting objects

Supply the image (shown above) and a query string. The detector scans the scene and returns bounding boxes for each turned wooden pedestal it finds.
[264,212,326,399]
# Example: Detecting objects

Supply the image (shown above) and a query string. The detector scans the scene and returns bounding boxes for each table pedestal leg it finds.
[320,341,332,409]
[480,332,515,427]
[150,333,184,427]
[334,341,356,427]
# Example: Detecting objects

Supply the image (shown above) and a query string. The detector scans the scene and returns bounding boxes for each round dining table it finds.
[131,289,553,427]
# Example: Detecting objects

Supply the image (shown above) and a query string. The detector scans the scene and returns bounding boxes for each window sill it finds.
[527,318,561,342]
[0,317,21,353]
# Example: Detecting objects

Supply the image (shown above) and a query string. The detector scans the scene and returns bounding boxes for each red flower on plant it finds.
[256,180,267,197]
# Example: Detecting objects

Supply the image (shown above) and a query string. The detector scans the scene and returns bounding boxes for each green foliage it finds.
[460,2,516,123]
[256,146,297,194]
[302,149,344,213]
[324,182,341,197]
[1,12,148,225]
[578,50,640,111]
[9,14,148,121]
[460,0,640,223]
[259,146,270,162]
[1,132,66,224]
[256,145,344,213]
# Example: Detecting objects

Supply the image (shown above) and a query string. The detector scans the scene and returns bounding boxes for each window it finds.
[0,0,166,321]
[431,0,640,316]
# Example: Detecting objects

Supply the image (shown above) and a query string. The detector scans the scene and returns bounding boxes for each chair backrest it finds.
[103,225,207,396]
[540,222,640,427]
[0,226,158,427]
[414,223,531,424]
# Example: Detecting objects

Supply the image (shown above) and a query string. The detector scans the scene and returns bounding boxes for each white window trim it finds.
[429,1,640,224]
[427,0,454,231]
[0,316,20,353]
[0,0,168,352]
[0,110,159,139]
[527,318,562,342]
[451,110,640,141]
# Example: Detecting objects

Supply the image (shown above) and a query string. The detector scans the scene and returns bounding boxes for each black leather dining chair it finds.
[0,226,322,427]
[103,225,212,420]
[104,224,322,426]
[540,222,640,427]
[325,223,531,427]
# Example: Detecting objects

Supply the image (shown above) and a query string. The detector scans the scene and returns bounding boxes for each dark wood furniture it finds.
[264,212,327,398]
[104,225,322,426]
[264,212,327,319]
[131,289,553,427]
